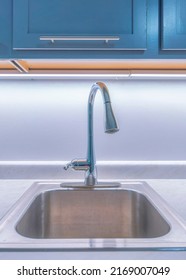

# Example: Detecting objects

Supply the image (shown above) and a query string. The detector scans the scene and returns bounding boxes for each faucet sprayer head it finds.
[93,82,119,134]
[104,101,119,133]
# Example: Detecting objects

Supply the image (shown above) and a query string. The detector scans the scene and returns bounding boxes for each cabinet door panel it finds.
[13,0,146,50]
[162,0,186,50]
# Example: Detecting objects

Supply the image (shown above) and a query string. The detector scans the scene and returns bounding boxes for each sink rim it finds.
[0,180,186,250]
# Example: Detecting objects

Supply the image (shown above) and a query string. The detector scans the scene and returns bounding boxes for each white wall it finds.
[0,79,186,161]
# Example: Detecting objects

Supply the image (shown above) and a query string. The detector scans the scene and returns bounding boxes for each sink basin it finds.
[16,189,170,239]
[0,181,186,249]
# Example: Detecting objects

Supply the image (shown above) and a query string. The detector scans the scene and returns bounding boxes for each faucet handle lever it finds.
[64,159,89,171]
[63,162,72,171]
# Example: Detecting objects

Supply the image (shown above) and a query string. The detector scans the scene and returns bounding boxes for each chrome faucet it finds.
[64,82,119,185]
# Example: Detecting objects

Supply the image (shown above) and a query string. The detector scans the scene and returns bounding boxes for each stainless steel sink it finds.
[0,181,186,249]
[16,188,170,239]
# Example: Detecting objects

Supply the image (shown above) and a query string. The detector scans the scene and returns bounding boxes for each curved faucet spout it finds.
[64,82,119,186]
[86,82,119,185]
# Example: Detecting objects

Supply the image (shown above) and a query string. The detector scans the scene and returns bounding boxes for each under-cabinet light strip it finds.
[129,70,186,78]
[0,71,130,79]
[1,70,186,79]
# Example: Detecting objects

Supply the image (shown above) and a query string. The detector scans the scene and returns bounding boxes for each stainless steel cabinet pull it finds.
[40,36,120,43]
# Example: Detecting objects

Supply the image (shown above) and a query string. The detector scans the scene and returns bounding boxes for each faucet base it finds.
[85,174,97,186]
[60,182,121,188]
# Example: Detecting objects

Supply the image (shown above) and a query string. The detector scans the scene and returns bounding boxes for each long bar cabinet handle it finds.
[40,36,120,43]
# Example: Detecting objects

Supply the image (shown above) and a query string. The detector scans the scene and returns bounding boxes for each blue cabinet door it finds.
[162,0,186,50]
[0,0,11,58]
[13,0,147,51]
